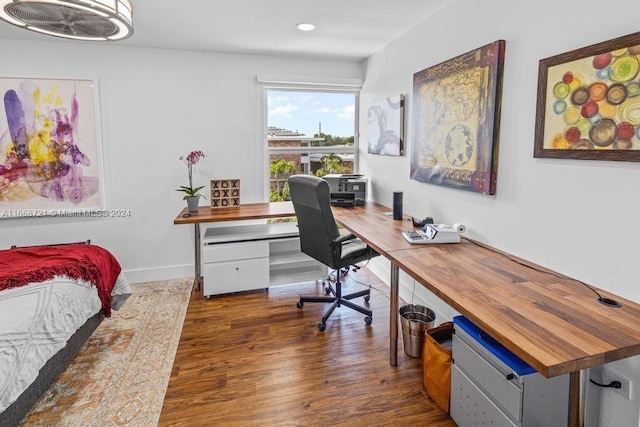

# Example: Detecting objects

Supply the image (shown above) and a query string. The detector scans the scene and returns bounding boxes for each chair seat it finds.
[338,239,372,267]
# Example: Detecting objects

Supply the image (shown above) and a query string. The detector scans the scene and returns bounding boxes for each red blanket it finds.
[0,244,122,317]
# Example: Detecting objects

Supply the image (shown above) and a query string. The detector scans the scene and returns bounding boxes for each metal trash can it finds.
[399,304,435,358]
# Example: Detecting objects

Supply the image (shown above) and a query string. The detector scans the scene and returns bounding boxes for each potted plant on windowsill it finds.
[176,150,206,212]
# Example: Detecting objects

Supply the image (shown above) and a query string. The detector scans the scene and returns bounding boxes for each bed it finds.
[0,242,131,426]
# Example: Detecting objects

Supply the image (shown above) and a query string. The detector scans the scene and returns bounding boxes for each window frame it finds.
[261,84,360,201]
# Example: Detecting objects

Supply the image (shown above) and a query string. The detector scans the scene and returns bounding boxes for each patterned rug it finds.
[19,278,193,427]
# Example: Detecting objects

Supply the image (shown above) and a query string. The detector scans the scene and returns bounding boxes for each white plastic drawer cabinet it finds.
[450,316,570,427]
[201,222,325,297]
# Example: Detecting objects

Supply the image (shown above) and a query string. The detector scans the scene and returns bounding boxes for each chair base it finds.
[297,273,372,331]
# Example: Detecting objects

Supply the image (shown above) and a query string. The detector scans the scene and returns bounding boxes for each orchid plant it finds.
[176,150,207,200]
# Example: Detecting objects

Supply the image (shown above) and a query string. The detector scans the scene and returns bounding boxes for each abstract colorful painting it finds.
[410,40,505,194]
[0,77,102,217]
[535,31,640,162]
[367,95,404,156]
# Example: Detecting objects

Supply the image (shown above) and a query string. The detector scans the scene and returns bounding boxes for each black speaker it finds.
[393,191,403,220]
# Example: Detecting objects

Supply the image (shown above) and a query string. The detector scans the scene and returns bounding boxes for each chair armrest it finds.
[330,233,358,265]
[332,233,357,244]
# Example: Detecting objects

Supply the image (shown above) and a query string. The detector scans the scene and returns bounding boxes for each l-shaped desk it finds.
[176,201,640,426]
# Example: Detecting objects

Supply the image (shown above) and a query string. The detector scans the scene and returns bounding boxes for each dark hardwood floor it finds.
[159,268,456,426]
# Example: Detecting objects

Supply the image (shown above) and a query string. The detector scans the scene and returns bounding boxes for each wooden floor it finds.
[159,268,456,426]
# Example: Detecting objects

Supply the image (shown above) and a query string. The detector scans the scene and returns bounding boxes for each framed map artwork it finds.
[410,40,505,194]
[367,94,404,156]
[534,31,640,162]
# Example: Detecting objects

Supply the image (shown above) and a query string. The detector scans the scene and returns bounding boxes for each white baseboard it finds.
[124,257,460,326]
[122,264,193,284]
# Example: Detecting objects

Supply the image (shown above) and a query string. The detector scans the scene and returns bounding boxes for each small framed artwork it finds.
[0,76,103,218]
[410,40,505,194]
[534,31,640,162]
[367,94,404,156]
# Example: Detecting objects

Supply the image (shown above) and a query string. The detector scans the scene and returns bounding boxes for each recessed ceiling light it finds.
[296,22,315,32]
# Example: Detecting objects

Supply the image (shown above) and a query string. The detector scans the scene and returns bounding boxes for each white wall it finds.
[359,0,640,425]
[0,40,363,283]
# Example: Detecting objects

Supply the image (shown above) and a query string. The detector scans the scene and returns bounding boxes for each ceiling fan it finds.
[0,0,133,41]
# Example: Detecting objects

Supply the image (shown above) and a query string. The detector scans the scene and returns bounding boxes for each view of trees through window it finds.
[267,90,357,202]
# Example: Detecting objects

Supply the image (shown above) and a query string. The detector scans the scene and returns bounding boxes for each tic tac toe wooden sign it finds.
[210,179,240,208]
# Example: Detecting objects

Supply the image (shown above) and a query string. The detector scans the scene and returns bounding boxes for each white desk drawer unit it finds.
[451,316,570,427]
[202,222,325,297]
[202,241,269,296]
[203,239,269,263]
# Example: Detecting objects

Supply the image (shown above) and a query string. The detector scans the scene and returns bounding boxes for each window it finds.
[265,89,358,202]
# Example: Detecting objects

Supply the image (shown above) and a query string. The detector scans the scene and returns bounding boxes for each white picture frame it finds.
[0,76,104,219]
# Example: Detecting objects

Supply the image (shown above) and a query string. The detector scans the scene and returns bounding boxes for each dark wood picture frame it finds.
[410,40,505,195]
[534,31,640,162]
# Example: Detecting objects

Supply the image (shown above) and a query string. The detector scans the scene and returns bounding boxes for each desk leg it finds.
[568,371,580,427]
[390,262,399,366]
[193,223,202,292]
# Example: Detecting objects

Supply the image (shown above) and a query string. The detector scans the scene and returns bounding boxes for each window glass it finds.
[267,90,357,201]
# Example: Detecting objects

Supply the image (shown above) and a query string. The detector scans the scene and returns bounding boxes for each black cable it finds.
[589,379,622,389]
[461,237,622,308]
[341,261,387,297]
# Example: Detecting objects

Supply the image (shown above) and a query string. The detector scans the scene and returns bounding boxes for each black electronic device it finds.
[330,193,356,207]
[392,192,403,220]
[412,216,434,227]
[324,174,367,206]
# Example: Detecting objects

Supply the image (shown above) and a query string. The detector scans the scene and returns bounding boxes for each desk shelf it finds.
[269,250,312,266]
[270,264,327,287]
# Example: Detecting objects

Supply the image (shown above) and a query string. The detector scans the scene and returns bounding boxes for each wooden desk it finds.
[334,202,640,376]
[333,202,640,426]
[173,202,296,290]
[176,201,640,425]
[175,201,640,376]
[387,242,640,377]
[174,202,295,225]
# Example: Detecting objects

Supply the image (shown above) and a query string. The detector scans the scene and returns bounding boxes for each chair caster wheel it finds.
[364,316,372,325]
[317,322,326,331]
[364,295,370,302]
[296,301,304,309]
[325,286,331,294]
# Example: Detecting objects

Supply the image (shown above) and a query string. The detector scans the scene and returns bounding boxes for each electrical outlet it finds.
[602,367,633,400]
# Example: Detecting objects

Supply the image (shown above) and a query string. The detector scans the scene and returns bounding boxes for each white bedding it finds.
[0,272,131,413]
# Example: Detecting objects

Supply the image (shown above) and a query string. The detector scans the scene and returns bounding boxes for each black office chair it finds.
[288,174,379,331]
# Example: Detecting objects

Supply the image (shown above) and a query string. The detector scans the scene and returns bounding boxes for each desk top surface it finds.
[173,202,295,224]
[333,202,640,378]
[331,202,417,253]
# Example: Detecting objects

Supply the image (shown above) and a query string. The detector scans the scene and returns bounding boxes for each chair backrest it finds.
[288,174,341,268]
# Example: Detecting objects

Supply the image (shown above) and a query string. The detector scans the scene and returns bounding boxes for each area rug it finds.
[19,278,193,427]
